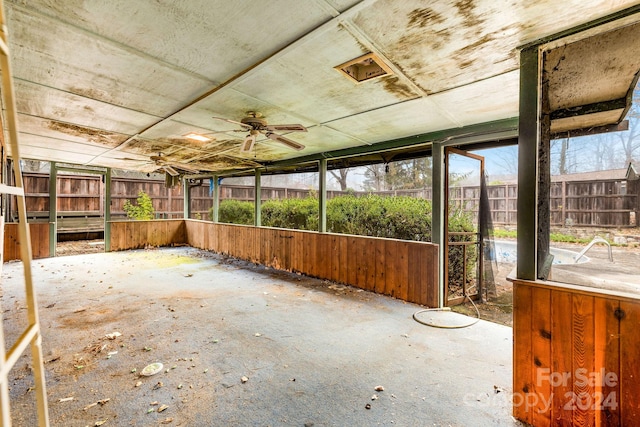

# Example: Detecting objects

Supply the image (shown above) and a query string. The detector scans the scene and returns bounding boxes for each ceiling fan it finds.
[212,111,306,153]
[150,153,200,176]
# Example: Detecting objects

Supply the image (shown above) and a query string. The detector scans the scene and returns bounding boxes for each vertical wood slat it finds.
[620,300,640,425]
[395,242,409,302]
[513,283,533,425]
[595,298,620,427]
[572,294,596,427]
[347,235,358,286]
[337,235,349,285]
[374,239,385,294]
[531,287,552,427]
[384,239,397,298]
[355,237,367,290]
[551,290,574,426]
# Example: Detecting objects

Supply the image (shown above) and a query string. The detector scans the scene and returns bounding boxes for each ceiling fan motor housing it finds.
[240,117,267,129]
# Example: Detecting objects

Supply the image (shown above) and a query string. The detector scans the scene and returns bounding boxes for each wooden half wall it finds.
[108,219,439,307]
[109,220,187,250]
[513,279,640,426]
[4,222,50,261]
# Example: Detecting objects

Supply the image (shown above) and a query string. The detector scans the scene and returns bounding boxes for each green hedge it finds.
[218,200,254,225]
[215,195,474,243]
[326,195,432,241]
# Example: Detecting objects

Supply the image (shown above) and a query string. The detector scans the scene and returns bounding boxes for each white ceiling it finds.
[3,0,640,175]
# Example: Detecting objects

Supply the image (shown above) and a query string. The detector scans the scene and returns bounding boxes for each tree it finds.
[329,168,350,191]
[384,158,432,190]
[123,191,155,220]
[362,164,386,191]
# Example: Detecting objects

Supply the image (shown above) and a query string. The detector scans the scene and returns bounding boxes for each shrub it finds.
[327,194,432,241]
[123,191,155,220]
[216,200,255,225]
[262,197,318,230]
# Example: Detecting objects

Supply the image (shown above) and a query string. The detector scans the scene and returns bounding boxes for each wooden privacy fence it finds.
[18,172,639,229]
[513,279,640,426]
[108,219,439,307]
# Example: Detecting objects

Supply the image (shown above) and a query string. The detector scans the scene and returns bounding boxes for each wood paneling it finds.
[3,223,50,261]
[110,220,186,251]
[513,280,640,426]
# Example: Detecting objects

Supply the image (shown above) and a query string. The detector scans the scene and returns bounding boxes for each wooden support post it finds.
[318,159,327,233]
[212,176,219,223]
[104,168,111,252]
[183,179,191,219]
[48,162,57,257]
[431,141,445,308]
[517,46,541,280]
[254,170,261,227]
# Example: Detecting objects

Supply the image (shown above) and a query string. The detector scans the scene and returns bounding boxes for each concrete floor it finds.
[1,248,522,426]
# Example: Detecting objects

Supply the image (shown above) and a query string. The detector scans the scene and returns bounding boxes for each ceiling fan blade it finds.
[162,165,180,177]
[264,124,307,132]
[265,132,305,151]
[240,133,256,152]
[212,116,253,130]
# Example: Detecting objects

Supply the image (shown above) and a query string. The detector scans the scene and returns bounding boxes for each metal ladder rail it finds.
[0,0,50,425]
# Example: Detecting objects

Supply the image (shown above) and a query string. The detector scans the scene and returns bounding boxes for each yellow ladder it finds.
[0,0,50,425]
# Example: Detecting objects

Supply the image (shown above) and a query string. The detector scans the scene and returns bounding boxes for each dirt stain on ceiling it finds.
[47,120,127,147]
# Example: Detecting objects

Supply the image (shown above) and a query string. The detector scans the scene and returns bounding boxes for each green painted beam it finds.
[104,168,111,252]
[517,46,541,280]
[49,162,57,257]
[254,170,261,227]
[183,179,191,219]
[212,176,219,223]
[318,159,327,233]
[431,142,445,308]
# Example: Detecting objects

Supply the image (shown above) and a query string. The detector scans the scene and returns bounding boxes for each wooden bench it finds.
[57,213,104,233]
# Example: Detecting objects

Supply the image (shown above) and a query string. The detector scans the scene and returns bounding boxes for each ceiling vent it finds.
[335,53,393,83]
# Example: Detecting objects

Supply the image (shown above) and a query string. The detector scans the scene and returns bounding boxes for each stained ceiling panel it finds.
[2,0,639,175]
[14,0,340,83]
[230,23,421,125]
